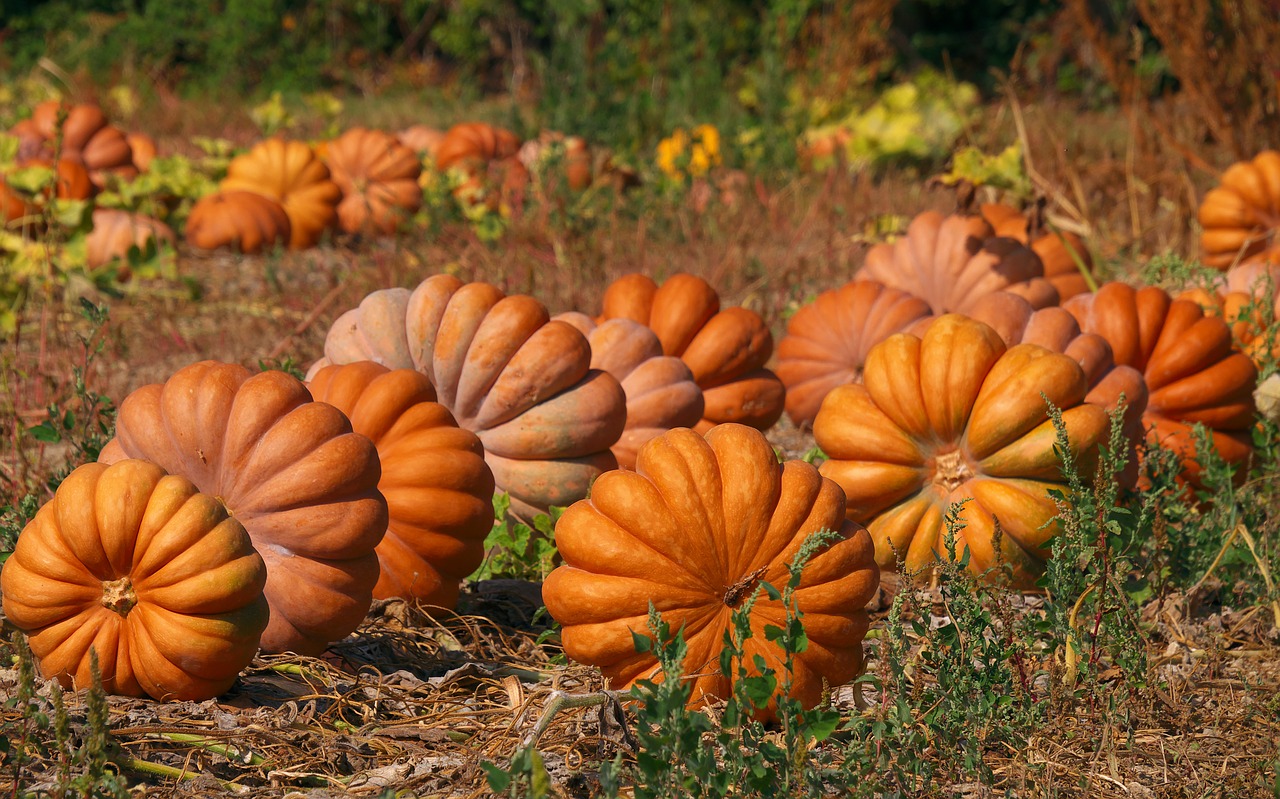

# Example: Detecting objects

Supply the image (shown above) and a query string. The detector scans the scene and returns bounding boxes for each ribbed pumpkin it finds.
[1198,150,1280,269]
[815,314,1110,587]
[99,361,388,656]
[86,209,176,273]
[16,101,136,187]
[220,138,341,250]
[0,159,94,225]
[127,133,157,172]
[776,280,932,426]
[185,190,292,254]
[1064,283,1257,486]
[599,273,786,433]
[435,122,522,173]
[306,362,495,607]
[311,275,627,520]
[980,202,1095,300]
[1,460,269,700]
[542,424,879,716]
[323,127,422,236]
[554,313,704,469]
[857,210,1057,312]
[1177,262,1280,365]
[397,126,445,161]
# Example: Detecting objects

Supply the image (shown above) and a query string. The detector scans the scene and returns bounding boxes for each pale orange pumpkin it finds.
[323,127,423,235]
[85,209,176,274]
[16,101,137,187]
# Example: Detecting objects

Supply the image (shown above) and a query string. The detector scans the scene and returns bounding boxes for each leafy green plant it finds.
[470,493,563,582]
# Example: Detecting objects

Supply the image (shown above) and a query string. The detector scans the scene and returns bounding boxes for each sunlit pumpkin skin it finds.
[221,138,341,250]
[435,122,522,173]
[1,460,269,700]
[1064,283,1257,486]
[981,203,1094,300]
[99,361,387,656]
[185,190,292,254]
[20,101,137,187]
[815,314,1109,587]
[599,273,786,432]
[542,424,879,716]
[22,158,95,201]
[86,209,176,273]
[776,280,932,427]
[127,133,157,172]
[1198,150,1280,269]
[323,127,423,235]
[311,275,626,519]
[858,210,1057,313]
[397,126,445,162]
[1178,262,1280,365]
[0,159,94,226]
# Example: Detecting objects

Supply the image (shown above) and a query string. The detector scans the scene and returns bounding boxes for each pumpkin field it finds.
[2,3,1280,797]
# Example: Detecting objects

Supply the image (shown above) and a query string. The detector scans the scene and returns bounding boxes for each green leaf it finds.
[480,761,512,792]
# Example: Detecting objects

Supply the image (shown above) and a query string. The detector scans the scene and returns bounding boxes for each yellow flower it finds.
[656,129,690,178]
[688,124,721,177]
[657,124,721,180]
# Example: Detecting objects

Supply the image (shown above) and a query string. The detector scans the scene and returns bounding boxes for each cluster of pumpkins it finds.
[2,137,1279,716]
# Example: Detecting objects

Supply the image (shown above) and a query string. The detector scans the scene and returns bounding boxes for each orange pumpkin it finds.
[1198,150,1280,269]
[1,460,269,700]
[518,131,593,191]
[1177,262,1280,365]
[776,280,932,426]
[99,361,388,656]
[185,190,292,254]
[542,424,879,716]
[323,127,422,235]
[127,132,158,172]
[18,101,137,187]
[312,276,627,520]
[85,209,176,273]
[397,125,445,162]
[0,159,93,226]
[815,314,1110,587]
[980,203,1095,300]
[220,138,341,249]
[599,273,786,433]
[435,122,522,173]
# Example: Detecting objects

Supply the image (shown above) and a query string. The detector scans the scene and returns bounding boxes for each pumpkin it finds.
[99,361,387,656]
[85,209,175,275]
[311,275,627,520]
[542,424,879,715]
[518,132,593,191]
[980,202,1095,300]
[127,132,157,172]
[306,362,495,607]
[1177,262,1280,365]
[220,138,341,250]
[599,272,786,433]
[18,101,137,187]
[185,190,292,254]
[1198,150,1280,269]
[554,313,704,469]
[435,122,522,173]
[322,127,422,235]
[814,314,1110,587]
[0,159,93,225]
[1064,283,1257,486]
[397,125,445,161]
[1,460,269,700]
[857,210,1057,312]
[776,280,932,426]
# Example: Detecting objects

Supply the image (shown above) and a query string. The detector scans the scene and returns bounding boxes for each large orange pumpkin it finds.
[311,275,627,520]
[814,314,1110,587]
[1198,150,1280,269]
[306,362,494,607]
[1,460,269,700]
[220,138,341,250]
[776,280,932,427]
[185,190,292,254]
[99,361,387,656]
[980,202,1095,300]
[542,424,879,716]
[85,209,176,273]
[16,101,137,187]
[599,273,786,433]
[323,127,422,235]
[1177,262,1280,365]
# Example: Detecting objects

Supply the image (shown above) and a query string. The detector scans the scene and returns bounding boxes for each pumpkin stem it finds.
[723,565,768,608]
[101,577,138,616]
[933,449,975,493]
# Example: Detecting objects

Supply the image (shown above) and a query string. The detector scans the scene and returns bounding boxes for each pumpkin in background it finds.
[86,209,176,273]
[99,361,387,656]
[1198,150,1280,269]
[220,138,341,250]
[980,202,1095,300]
[599,272,786,433]
[815,314,1109,587]
[397,125,445,162]
[1,460,269,700]
[1178,262,1280,365]
[127,133,157,172]
[1064,283,1257,487]
[312,275,627,520]
[0,159,93,225]
[776,280,932,427]
[554,313,704,468]
[542,424,879,716]
[17,101,137,187]
[435,122,521,173]
[185,190,292,254]
[306,362,495,607]
[857,210,1057,312]
[323,127,422,236]
[518,131,593,191]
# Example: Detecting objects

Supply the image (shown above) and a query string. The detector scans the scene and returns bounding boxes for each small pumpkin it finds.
[1198,150,1280,269]
[306,362,495,607]
[815,314,1110,587]
[221,138,341,250]
[185,190,292,254]
[518,131,593,191]
[1,460,269,700]
[127,132,158,172]
[542,424,879,716]
[100,361,388,656]
[19,101,137,187]
[435,122,522,173]
[776,280,932,426]
[0,159,94,226]
[980,202,1095,300]
[86,209,176,273]
[323,127,422,235]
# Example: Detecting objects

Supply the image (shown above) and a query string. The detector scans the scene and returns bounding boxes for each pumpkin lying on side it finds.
[1065,283,1257,487]
[14,101,137,188]
[980,202,1095,300]
[86,208,176,274]
[307,362,495,607]
[100,361,388,656]
[311,275,627,521]
[1198,150,1280,269]
[599,272,786,433]
[323,127,422,236]
[0,159,94,226]
[542,424,879,717]
[220,138,341,250]
[435,123,529,212]
[815,314,1110,587]
[776,280,932,427]
[1178,262,1280,366]
[185,190,292,254]
[857,210,1057,312]
[1,460,269,700]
